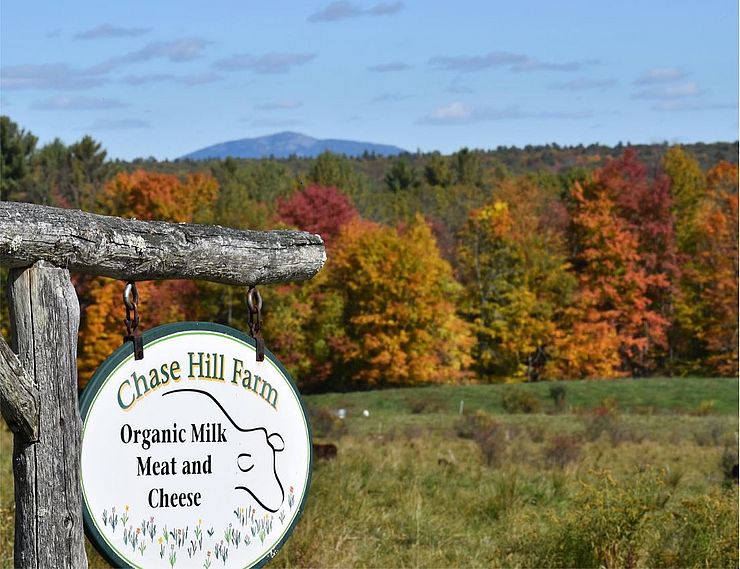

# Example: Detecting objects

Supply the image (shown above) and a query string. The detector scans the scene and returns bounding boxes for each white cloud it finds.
[427,102,472,121]
[75,24,150,40]
[308,1,403,22]
[255,100,303,110]
[633,81,705,99]
[1,63,107,90]
[91,38,211,73]
[419,103,592,124]
[652,100,737,111]
[430,52,527,72]
[31,95,128,110]
[368,62,412,72]
[634,67,689,85]
[213,53,316,74]
[550,78,617,90]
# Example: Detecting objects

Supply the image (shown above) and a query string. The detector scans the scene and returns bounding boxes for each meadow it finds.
[1,377,737,568]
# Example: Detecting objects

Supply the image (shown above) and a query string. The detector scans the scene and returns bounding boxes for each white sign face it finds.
[80,323,312,569]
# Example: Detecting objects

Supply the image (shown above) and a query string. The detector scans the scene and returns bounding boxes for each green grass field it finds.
[1,377,738,568]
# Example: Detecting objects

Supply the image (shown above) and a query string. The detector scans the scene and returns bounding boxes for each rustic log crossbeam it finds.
[0,202,327,568]
[0,201,326,285]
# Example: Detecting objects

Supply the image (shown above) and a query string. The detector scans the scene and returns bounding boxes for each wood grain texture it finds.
[0,334,38,442]
[9,261,87,569]
[0,201,326,285]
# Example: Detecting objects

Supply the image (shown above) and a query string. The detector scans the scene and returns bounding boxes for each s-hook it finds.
[247,286,265,362]
[123,281,144,360]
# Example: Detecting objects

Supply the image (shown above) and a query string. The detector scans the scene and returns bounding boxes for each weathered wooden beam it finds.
[0,201,326,285]
[9,261,87,569]
[0,334,39,442]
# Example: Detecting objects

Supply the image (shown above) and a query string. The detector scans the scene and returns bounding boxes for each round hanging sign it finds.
[80,322,312,569]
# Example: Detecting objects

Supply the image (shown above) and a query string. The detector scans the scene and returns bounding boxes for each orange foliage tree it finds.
[77,170,218,386]
[561,180,669,378]
[267,215,473,390]
[675,161,739,374]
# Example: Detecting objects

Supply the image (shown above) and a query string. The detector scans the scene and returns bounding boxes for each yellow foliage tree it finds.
[328,216,473,387]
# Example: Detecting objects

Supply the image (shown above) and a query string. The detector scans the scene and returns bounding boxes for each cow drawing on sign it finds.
[162,388,285,512]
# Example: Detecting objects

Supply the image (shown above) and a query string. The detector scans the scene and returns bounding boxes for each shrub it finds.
[483,472,522,519]
[646,490,739,568]
[543,435,582,469]
[528,469,671,568]
[693,419,727,447]
[694,399,716,416]
[406,397,443,414]
[526,425,545,443]
[584,406,620,442]
[548,384,567,413]
[454,410,507,467]
[308,406,348,439]
[476,424,508,467]
[583,404,641,446]
[501,389,542,414]
[719,444,739,486]
[455,410,497,439]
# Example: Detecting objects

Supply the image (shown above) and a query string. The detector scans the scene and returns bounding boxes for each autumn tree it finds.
[663,146,704,251]
[458,177,575,380]
[326,216,473,387]
[262,272,346,392]
[559,150,677,374]
[277,184,358,248]
[101,169,217,222]
[77,170,219,386]
[596,150,678,315]
[564,179,670,377]
[675,161,739,374]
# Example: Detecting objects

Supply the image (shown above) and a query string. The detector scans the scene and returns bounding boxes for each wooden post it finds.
[9,261,87,569]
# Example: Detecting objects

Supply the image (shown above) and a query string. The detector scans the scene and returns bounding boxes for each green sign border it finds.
[79,321,314,569]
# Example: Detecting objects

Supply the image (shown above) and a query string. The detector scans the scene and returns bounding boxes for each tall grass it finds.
[0,377,737,567]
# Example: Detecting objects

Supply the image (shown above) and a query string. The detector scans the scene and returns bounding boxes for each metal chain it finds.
[123,281,144,360]
[247,286,265,362]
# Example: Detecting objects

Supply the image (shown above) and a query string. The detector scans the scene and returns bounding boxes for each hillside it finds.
[180,131,407,160]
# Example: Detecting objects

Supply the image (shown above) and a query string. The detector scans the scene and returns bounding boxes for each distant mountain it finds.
[180,131,406,160]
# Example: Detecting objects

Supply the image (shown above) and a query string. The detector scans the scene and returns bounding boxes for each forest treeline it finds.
[1,115,737,391]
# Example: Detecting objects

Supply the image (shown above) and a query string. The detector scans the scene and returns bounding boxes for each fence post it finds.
[8,261,87,569]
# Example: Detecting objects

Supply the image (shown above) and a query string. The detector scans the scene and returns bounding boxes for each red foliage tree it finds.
[277,185,358,248]
[596,149,678,298]
[565,180,670,377]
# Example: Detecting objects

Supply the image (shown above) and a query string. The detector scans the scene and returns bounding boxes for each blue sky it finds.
[1,0,737,160]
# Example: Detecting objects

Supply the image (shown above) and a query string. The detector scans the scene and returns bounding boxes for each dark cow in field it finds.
[312,443,337,460]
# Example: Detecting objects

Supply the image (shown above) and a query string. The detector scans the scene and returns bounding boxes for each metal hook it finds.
[123,281,144,360]
[123,282,139,310]
[247,286,265,362]
[247,287,263,313]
